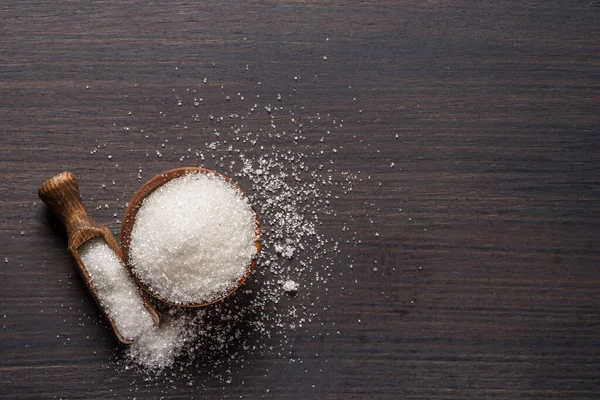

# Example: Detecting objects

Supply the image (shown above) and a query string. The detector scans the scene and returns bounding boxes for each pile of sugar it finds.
[125,315,192,371]
[128,172,258,305]
[78,238,155,341]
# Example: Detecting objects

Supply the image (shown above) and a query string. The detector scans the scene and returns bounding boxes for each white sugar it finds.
[78,238,155,341]
[282,279,299,294]
[125,316,191,371]
[129,172,258,305]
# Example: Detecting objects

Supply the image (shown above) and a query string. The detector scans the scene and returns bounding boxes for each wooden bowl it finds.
[120,167,261,308]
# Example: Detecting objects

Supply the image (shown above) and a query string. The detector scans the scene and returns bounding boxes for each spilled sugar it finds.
[129,172,258,305]
[282,279,299,294]
[76,66,381,389]
[114,147,355,375]
[78,238,155,341]
[125,315,192,371]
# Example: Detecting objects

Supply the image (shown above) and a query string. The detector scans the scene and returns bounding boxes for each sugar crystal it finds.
[282,280,299,294]
[129,172,259,305]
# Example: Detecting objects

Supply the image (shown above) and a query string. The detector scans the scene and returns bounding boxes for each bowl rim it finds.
[120,167,261,308]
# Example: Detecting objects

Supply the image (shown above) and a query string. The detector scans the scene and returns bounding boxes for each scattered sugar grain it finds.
[282,280,299,294]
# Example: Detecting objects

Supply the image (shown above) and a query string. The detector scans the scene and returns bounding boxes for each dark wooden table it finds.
[1,1,599,399]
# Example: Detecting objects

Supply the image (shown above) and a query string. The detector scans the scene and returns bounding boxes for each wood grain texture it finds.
[1,1,599,399]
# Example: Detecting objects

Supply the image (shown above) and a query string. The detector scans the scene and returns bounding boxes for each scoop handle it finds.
[38,171,103,249]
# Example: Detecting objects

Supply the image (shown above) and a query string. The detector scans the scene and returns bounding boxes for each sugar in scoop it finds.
[79,238,156,341]
[124,169,260,306]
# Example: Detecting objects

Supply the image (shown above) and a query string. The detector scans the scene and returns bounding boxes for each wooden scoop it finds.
[38,171,160,344]
[120,167,261,308]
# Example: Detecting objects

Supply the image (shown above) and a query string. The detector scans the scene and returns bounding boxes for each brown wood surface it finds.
[1,1,599,399]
